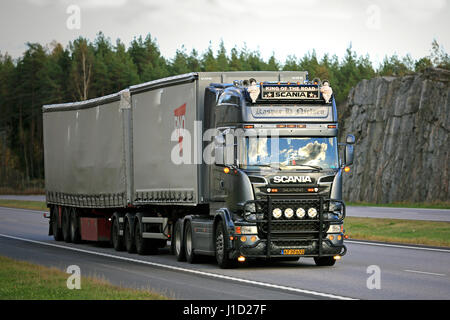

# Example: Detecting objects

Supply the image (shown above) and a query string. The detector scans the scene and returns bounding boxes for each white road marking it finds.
[404,270,446,277]
[0,233,356,300]
[346,240,450,253]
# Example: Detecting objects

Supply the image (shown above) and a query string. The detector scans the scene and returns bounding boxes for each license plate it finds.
[281,249,305,255]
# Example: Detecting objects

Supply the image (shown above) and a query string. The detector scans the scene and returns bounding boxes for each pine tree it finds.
[69,37,95,101]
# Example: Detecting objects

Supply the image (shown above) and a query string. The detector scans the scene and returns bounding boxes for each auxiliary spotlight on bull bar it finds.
[242,196,347,259]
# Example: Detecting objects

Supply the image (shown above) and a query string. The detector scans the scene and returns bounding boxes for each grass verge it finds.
[347,201,450,210]
[0,255,169,300]
[345,217,450,247]
[0,199,48,211]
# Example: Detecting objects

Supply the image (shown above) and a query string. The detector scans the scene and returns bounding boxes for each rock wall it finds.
[339,68,449,203]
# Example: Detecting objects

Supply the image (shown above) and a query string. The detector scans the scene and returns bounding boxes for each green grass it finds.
[345,217,450,247]
[0,199,48,211]
[347,201,450,209]
[0,256,169,300]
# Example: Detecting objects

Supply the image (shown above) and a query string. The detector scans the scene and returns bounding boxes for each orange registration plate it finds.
[281,249,305,255]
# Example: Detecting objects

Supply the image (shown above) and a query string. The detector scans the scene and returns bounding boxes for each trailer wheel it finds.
[124,220,136,253]
[174,220,186,261]
[62,207,72,243]
[215,221,237,269]
[70,208,81,243]
[112,217,125,251]
[184,221,198,263]
[51,206,63,241]
[135,220,158,255]
[314,256,336,266]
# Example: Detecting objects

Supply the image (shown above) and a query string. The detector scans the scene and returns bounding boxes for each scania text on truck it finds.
[42,71,355,268]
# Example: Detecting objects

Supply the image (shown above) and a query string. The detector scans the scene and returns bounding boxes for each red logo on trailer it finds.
[174,103,186,156]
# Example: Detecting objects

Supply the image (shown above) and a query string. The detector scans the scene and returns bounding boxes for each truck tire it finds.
[135,220,158,255]
[62,207,71,243]
[314,256,336,266]
[184,221,198,263]
[112,217,125,251]
[174,219,186,261]
[215,221,237,269]
[70,208,81,243]
[52,206,63,241]
[124,220,136,253]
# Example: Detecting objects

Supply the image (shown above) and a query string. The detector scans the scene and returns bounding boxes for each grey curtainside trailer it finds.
[43,71,354,268]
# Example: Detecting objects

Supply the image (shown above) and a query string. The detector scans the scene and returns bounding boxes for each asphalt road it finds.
[0,206,449,300]
[1,195,449,221]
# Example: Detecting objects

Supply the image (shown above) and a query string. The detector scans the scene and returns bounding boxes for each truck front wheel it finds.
[215,221,237,269]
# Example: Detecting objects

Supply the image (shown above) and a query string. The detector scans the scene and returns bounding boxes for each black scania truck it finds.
[43,71,354,268]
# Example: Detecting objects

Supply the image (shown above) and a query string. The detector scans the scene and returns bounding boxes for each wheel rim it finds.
[175,224,182,255]
[186,226,192,256]
[216,229,224,262]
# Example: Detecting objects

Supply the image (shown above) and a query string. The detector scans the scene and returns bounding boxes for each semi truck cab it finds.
[175,74,355,268]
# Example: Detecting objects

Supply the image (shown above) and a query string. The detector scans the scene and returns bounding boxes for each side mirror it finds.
[346,134,355,145]
[345,144,354,166]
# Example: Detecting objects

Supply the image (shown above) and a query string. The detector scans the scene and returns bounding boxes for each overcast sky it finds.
[1,0,449,66]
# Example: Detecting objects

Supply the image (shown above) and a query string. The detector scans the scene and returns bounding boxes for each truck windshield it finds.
[241,137,339,170]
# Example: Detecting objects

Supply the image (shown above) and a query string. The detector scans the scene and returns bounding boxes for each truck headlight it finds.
[272,208,282,219]
[327,224,343,233]
[307,207,318,218]
[284,208,294,219]
[296,208,306,218]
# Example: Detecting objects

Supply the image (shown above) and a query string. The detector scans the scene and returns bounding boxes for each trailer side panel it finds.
[43,97,127,208]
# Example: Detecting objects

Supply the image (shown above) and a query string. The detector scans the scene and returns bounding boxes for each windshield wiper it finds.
[290,164,323,171]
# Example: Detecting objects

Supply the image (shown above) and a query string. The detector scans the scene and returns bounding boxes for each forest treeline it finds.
[0,32,449,190]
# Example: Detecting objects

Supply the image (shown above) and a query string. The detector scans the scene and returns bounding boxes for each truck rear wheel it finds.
[69,208,81,243]
[62,207,71,243]
[124,220,136,253]
[174,220,186,261]
[52,206,63,241]
[112,217,125,251]
[314,256,336,266]
[184,221,198,263]
[215,221,237,269]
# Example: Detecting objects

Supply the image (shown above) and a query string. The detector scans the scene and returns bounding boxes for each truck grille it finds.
[243,196,346,258]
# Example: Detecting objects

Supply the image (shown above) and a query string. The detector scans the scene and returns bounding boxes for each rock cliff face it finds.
[338,68,449,203]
